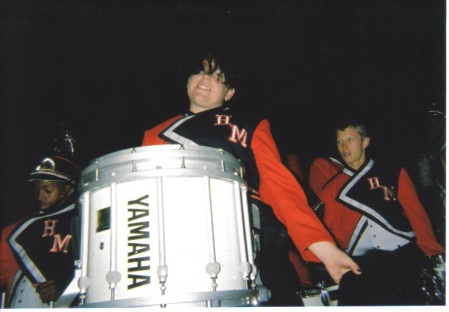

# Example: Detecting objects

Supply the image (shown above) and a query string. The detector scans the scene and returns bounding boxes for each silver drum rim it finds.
[81,145,246,193]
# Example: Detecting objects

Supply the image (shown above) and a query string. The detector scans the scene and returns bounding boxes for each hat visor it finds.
[28,172,72,184]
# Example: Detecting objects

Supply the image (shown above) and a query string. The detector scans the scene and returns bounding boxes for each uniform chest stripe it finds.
[162,115,197,146]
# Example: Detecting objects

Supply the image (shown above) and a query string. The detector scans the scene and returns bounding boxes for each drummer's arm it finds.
[308,241,361,284]
[250,120,361,284]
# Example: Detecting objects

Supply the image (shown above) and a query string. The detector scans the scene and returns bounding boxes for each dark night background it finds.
[1,0,446,228]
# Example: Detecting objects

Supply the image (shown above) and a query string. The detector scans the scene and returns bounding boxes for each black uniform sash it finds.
[159,105,261,190]
[337,159,415,241]
[8,203,76,286]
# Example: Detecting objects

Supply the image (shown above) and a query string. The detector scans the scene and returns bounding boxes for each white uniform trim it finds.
[163,115,197,146]
[8,270,48,308]
[347,216,414,256]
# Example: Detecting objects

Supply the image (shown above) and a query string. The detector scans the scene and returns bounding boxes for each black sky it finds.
[1,0,445,226]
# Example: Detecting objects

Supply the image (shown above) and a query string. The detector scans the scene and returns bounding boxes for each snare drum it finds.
[77,145,265,307]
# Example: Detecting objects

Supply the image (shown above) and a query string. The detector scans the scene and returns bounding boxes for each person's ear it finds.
[224,88,235,102]
[363,137,370,148]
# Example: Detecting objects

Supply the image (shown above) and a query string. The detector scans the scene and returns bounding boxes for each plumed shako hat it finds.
[29,155,81,185]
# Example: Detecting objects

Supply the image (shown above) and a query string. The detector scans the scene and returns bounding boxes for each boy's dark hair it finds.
[334,121,369,139]
[189,52,237,89]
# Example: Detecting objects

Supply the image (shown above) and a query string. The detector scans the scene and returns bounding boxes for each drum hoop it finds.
[81,145,245,190]
[84,145,242,170]
[78,289,259,308]
[81,169,247,193]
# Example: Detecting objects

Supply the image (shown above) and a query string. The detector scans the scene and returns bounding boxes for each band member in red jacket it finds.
[0,156,81,308]
[309,120,444,305]
[141,53,361,305]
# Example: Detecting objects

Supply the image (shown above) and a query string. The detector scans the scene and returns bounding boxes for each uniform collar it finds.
[185,105,231,116]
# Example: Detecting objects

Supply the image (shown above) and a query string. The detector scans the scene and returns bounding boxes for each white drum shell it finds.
[78,145,257,307]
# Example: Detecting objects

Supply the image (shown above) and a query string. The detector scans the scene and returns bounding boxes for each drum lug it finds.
[221,160,226,172]
[132,160,137,172]
[238,262,253,280]
[78,276,92,305]
[206,262,221,291]
[181,156,185,168]
[157,265,168,295]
